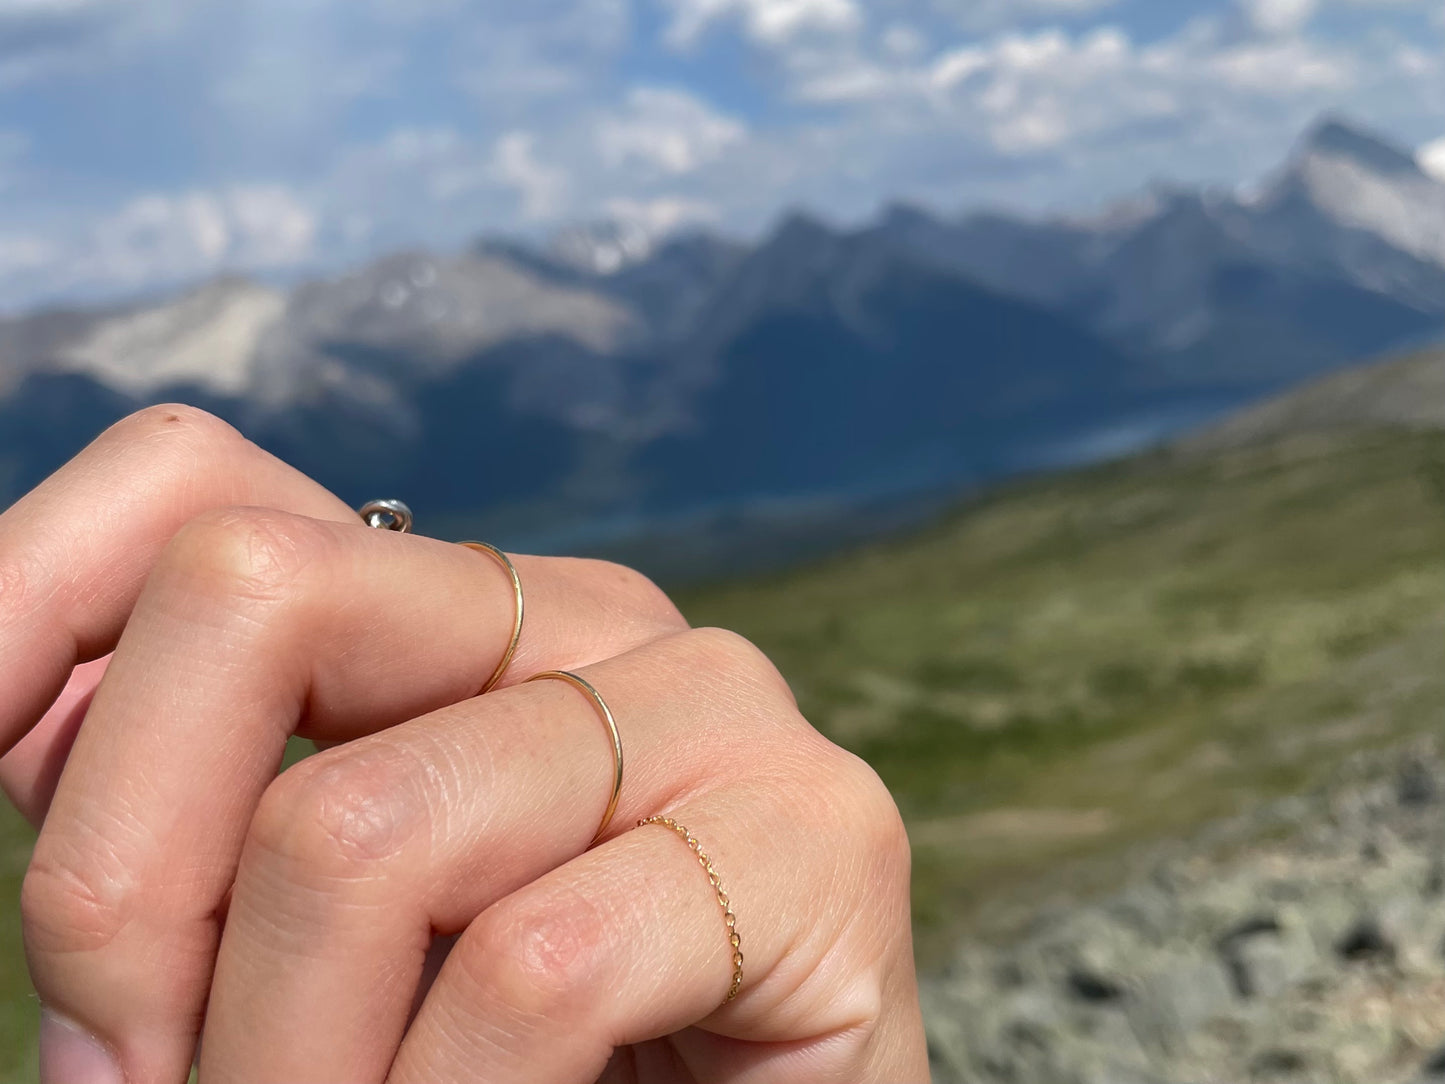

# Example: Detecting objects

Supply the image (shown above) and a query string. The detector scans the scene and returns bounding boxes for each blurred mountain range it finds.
[1,114,1442,568]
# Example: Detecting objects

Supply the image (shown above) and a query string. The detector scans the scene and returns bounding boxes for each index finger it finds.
[0,403,355,818]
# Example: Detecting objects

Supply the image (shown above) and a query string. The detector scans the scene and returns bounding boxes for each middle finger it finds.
[24,507,685,1084]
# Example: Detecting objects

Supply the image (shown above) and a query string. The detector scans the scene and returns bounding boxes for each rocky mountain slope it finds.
[0,230,1158,559]
[911,117,1445,392]
[924,743,1445,1084]
[1,116,1442,568]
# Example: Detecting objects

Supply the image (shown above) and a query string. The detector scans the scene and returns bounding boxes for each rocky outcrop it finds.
[923,743,1445,1084]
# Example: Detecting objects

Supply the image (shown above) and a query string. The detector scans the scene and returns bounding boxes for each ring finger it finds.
[25,508,685,1084]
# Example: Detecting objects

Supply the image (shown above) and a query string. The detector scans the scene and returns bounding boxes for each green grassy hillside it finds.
[681,429,1445,948]
[0,803,31,1081]
[2,426,1443,1079]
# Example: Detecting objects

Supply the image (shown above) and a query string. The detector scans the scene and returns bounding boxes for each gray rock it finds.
[1416,1040,1445,1079]
[1424,858,1445,899]
[1249,1046,1310,1077]
[1218,913,1316,1000]
[1398,756,1439,807]
[1336,914,1397,963]
[918,744,1445,1084]
[1126,953,1237,1055]
[1066,966,1126,1004]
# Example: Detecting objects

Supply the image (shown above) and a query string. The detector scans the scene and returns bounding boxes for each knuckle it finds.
[21,841,139,956]
[109,403,243,456]
[249,742,432,877]
[0,549,38,616]
[162,506,330,605]
[831,750,912,891]
[459,891,609,1023]
[688,626,797,708]
[584,559,688,634]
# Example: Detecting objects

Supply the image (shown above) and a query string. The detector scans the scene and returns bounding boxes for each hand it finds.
[1,405,929,1083]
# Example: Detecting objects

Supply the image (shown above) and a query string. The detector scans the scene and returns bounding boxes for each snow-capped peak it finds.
[545,219,659,276]
[1268,116,1445,269]
[1072,181,1214,237]
[1298,116,1423,179]
[55,276,286,397]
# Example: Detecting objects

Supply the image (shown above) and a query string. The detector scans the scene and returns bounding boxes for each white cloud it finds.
[311,107,738,249]
[489,131,570,221]
[1014,0,1117,8]
[222,187,319,266]
[697,8,1426,238]
[0,0,182,89]
[596,87,747,175]
[880,23,928,60]
[788,17,1354,153]
[214,41,402,130]
[1203,35,1350,92]
[603,195,720,234]
[0,234,54,279]
[0,184,316,311]
[0,0,1442,313]
[930,0,1120,31]
[661,0,860,49]
[973,28,1140,152]
[0,0,111,14]
[456,0,630,109]
[295,124,527,254]
[931,46,990,90]
[1238,0,1319,36]
[88,186,318,286]
[1419,136,1445,182]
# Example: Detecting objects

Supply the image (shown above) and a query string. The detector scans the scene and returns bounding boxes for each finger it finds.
[0,403,355,808]
[196,629,839,1084]
[25,509,686,1084]
[0,655,110,828]
[399,806,771,1084]
[390,787,923,1084]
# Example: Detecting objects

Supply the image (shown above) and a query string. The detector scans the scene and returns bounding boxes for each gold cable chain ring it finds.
[637,815,744,1004]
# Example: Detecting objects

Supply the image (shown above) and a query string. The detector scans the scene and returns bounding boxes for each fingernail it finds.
[39,1009,124,1084]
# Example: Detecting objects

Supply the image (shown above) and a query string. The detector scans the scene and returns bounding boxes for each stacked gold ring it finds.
[638,815,744,1005]
[458,541,524,693]
[525,670,625,846]
[357,501,525,694]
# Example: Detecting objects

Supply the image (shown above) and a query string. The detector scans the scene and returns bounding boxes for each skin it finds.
[0,404,930,1084]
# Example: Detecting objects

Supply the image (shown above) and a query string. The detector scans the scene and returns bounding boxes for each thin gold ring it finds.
[525,670,624,846]
[637,815,744,1005]
[458,542,524,694]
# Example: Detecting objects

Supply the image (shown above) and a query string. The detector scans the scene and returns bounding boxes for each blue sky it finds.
[0,0,1441,311]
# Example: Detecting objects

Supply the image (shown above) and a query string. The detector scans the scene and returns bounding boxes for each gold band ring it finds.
[526,670,624,846]
[458,541,524,694]
[638,815,744,1005]
[356,508,522,694]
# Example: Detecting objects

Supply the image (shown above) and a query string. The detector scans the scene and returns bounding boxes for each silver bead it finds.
[357,498,414,533]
